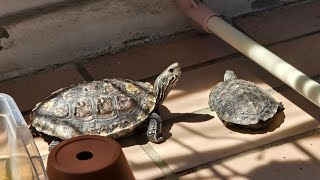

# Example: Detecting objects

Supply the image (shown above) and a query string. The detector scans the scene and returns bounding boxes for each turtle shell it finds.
[209,79,279,127]
[31,79,156,140]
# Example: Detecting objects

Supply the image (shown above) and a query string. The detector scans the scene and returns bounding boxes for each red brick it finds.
[234,1,320,44]
[84,33,236,80]
[0,65,85,112]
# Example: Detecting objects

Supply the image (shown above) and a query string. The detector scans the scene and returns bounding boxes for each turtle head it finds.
[154,62,181,109]
[224,70,238,81]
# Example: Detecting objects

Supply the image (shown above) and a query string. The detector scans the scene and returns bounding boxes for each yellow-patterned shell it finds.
[31,79,156,140]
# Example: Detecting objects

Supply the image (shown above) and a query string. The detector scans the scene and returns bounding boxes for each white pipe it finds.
[177,0,320,107]
[206,16,320,107]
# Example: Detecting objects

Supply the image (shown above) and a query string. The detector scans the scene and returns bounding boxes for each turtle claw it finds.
[147,132,164,143]
[147,113,164,143]
[48,140,60,151]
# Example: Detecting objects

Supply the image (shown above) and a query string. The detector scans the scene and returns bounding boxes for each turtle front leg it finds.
[146,112,164,143]
[48,139,61,151]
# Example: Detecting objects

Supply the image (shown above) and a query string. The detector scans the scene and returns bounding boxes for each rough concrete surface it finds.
[0,0,188,81]
[0,0,307,81]
[0,0,63,17]
[205,0,306,17]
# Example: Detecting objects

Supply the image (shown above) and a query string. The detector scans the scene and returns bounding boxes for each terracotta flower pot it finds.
[46,135,135,180]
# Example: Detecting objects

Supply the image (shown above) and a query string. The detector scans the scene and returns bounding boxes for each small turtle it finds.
[30,63,181,150]
[208,70,284,130]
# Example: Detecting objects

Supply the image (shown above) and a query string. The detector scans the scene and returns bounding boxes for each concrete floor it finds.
[1,1,320,179]
[0,0,307,81]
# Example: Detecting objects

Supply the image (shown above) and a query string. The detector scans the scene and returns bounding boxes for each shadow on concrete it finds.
[179,139,320,180]
[118,105,214,148]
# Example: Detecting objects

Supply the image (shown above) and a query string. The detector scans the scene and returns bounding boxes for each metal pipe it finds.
[177,0,320,107]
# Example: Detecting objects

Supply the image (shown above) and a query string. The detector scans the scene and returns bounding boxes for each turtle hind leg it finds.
[48,139,61,151]
[146,112,164,143]
[277,102,285,112]
[29,125,40,138]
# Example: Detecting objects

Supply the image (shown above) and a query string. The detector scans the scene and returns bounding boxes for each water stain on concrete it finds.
[0,27,9,51]
[251,0,283,9]
[119,0,173,15]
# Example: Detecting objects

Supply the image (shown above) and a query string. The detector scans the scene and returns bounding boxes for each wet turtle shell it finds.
[31,78,156,140]
[208,70,283,130]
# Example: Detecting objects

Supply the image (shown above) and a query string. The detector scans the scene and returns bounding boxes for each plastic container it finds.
[0,93,48,180]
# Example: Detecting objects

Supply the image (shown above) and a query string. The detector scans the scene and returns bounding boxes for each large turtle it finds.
[30,63,181,150]
[208,70,284,130]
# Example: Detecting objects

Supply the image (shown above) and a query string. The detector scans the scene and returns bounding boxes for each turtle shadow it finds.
[118,105,214,147]
[222,111,286,135]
